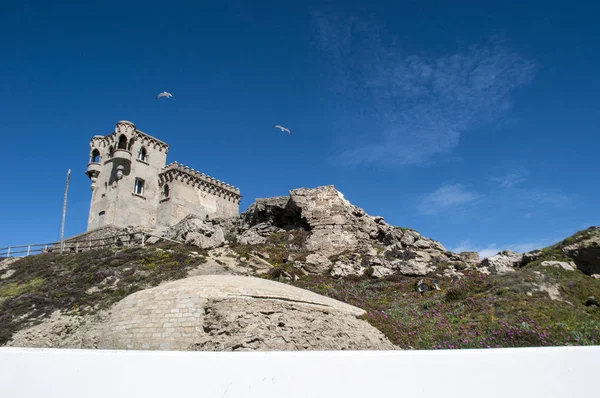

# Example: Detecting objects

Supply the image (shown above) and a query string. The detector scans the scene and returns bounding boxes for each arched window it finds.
[138,147,148,162]
[108,145,114,158]
[117,134,128,150]
[91,149,100,163]
[162,184,170,198]
[128,137,135,151]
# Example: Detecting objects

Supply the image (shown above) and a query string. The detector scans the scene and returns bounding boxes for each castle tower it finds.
[85,120,241,232]
[85,120,169,231]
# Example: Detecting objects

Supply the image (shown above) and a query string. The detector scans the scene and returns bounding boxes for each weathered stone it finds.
[165,215,225,249]
[561,227,600,275]
[540,260,576,271]
[330,254,366,278]
[96,275,396,351]
[458,251,480,265]
[303,253,333,274]
[591,274,600,279]
[400,230,420,246]
[480,250,524,274]
[370,266,394,279]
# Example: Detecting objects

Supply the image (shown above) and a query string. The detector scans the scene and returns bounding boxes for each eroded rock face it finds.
[480,250,524,274]
[189,298,397,351]
[97,275,396,351]
[235,185,451,278]
[562,228,600,275]
[302,253,333,274]
[166,215,225,249]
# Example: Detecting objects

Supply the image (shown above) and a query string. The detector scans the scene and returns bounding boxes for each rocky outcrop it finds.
[560,227,600,275]
[480,250,524,274]
[237,185,451,279]
[97,275,396,351]
[540,260,576,271]
[165,215,225,249]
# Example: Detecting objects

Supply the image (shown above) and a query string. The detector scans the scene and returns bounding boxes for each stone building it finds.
[85,120,241,231]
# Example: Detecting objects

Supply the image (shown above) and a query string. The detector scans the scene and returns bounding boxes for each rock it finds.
[561,227,600,275]
[585,296,599,307]
[480,250,524,274]
[7,310,108,349]
[393,259,432,276]
[236,223,283,245]
[522,249,543,265]
[370,266,394,279]
[166,215,225,249]
[236,229,267,245]
[97,275,397,351]
[458,251,480,265]
[330,253,366,278]
[1,269,15,280]
[400,230,419,246]
[591,274,600,279]
[540,260,576,271]
[238,197,307,231]
[303,253,333,274]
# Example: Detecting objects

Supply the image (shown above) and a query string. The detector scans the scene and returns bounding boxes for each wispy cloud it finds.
[491,171,527,188]
[418,184,481,215]
[312,11,537,166]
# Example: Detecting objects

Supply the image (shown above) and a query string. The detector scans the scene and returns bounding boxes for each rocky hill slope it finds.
[1,185,598,350]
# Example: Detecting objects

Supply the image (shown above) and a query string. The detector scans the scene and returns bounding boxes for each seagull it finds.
[273,125,292,135]
[156,91,174,100]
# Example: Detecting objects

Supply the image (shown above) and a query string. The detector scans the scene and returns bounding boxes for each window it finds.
[162,184,169,198]
[91,149,101,163]
[128,137,135,151]
[138,147,148,162]
[117,134,128,150]
[134,178,145,196]
[108,145,114,158]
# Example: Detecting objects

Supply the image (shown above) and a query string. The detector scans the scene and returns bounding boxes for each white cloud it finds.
[312,11,537,166]
[418,184,481,215]
[491,171,527,188]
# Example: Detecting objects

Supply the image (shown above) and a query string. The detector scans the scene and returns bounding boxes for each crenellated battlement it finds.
[86,120,240,231]
[159,162,242,204]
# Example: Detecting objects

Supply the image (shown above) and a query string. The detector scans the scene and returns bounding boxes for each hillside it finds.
[0,185,598,350]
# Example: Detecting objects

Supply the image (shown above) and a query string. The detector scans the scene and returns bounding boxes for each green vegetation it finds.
[284,268,600,349]
[0,243,207,345]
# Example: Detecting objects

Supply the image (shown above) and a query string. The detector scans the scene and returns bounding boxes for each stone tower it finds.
[85,120,241,231]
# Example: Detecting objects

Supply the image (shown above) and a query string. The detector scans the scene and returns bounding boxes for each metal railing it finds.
[0,230,182,259]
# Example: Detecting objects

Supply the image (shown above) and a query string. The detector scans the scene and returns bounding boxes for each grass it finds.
[285,268,600,349]
[0,242,207,345]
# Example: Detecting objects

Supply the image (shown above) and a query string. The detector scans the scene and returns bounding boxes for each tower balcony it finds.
[86,162,101,180]
[111,149,132,162]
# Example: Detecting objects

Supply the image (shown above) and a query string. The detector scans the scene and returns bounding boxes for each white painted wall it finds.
[0,346,597,397]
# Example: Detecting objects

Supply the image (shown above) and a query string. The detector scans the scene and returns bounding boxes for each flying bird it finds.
[273,125,292,135]
[156,91,174,100]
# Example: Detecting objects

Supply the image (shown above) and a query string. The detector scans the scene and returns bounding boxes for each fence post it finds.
[26,245,30,256]
[7,247,10,257]
[76,241,79,253]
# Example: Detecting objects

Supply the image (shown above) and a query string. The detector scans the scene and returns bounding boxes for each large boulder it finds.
[480,250,524,274]
[166,215,225,249]
[97,275,397,351]
[302,253,333,274]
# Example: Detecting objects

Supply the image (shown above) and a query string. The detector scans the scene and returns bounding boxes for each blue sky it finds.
[1,0,598,257]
